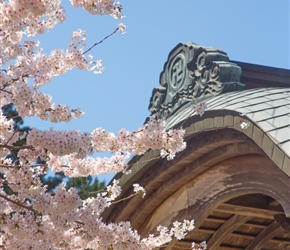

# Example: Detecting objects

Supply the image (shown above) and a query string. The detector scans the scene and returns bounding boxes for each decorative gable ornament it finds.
[148,43,245,120]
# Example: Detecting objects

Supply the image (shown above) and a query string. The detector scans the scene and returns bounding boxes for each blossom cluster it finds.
[0,111,15,144]
[133,183,146,198]
[240,121,250,130]
[0,170,197,249]
[192,100,207,116]
[0,0,199,249]
[70,0,124,19]
[14,113,186,179]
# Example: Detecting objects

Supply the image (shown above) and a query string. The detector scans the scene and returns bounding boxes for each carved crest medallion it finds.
[148,43,244,120]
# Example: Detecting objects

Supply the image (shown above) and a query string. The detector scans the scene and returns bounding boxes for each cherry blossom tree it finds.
[0,1,207,249]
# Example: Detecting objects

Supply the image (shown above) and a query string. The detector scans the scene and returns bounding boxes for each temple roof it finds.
[104,43,290,250]
[146,42,290,175]
[165,87,290,175]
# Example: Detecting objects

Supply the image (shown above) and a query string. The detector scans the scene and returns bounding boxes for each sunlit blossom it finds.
[0,0,198,249]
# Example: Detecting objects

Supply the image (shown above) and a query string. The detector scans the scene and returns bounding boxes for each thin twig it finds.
[0,144,34,150]
[177,110,195,130]
[110,193,137,205]
[126,155,161,168]
[75,220,85,225]
[5,128,18,146]
[0,194,34,212]
[79,188,107,197]
[0,88,12,94]
[82,28,119,55]
[9,115,23,121]
[0,164,21,169]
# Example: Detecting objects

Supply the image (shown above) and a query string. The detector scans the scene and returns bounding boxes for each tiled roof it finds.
[166,88,290,176]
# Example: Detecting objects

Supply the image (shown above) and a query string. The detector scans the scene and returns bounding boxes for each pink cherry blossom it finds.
[0,1,200,249]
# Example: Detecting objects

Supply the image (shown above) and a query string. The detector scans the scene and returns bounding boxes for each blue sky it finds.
[25,0,289,183]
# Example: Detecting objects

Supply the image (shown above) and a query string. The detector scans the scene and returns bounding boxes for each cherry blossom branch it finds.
[177,101,207,130]
[110,193,137,205]
[82,27,119,55]
[11,74,31,83]
[126,155,162,167]
[0,144,34,150]
[79,189,107,197]
[0,164,21,169]
[0,1,201,247]
[75,220,85,225]
[0,88,12,95]
[177,110,195,130]
[7,115,22,121]
[4,129,18,146]
[0,194,34,212]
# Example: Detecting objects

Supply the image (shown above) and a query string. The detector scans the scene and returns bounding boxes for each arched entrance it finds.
[103,43,290,249]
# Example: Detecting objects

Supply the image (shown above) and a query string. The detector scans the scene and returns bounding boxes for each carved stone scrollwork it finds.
[148,43,245,120]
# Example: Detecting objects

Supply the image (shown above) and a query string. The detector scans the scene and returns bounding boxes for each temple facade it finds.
[104,43,290,249]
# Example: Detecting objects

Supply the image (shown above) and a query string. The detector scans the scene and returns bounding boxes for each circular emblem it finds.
[168,53,186,90]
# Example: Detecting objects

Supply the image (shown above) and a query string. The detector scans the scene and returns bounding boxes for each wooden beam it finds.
[226,194,283,212]
[245,221,282,250]
[192,229,290,244]
[216,204,284,219]
[226,195,269,209]
[275,214,290,232]
[230,232,290,245]
[195,228,215,234]
[218,246,245,250]
[206,217,268,229]
[164,239,178,250]
[206,214,252,249]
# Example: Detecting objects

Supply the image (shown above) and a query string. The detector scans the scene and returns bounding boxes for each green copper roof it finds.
[164,87,290,176]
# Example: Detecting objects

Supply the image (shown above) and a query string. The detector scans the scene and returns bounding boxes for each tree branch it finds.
[0,144,34,150]
[0,88,12,94]
[110,193,137,205]
[0,193,34,212]
[0,164,21,169]
[82,28,119,55]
